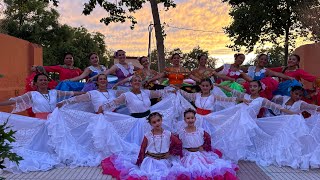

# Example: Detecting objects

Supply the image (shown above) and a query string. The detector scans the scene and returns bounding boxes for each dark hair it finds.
[138,56,148,64]
[64,52,73,59]
[282,54,300,73]
[171,53,181,60]
[291,86,304,92]
[147,112,163,123]
[250,80,262,91]
[89,52,98,59]
[114,49,125,58]
[200,78,213,90]
[33,73,49,83]
[184,108,196,117]
[258,53,267,59]
[197,54,208,61]
[234,53,244,59]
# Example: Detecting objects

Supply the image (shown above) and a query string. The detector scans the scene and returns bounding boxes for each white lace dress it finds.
[100,89,180,146]
[230,92,309,168]
[0,90,74,173]
[173,128,238,179]
[270,95,320,169]
[47,90,140,167]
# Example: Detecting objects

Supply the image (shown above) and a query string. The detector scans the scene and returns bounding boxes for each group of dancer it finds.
[1,50,320,179]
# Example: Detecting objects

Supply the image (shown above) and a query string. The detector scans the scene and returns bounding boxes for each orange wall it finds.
[0,33,42,113]
[294,43,320,88]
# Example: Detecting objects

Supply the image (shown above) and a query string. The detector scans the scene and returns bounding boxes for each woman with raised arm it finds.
[147,53,190,88]
[215,53,252,96]
[89,50,140,91]
[270,54,318,97]
[64,52,108,92]
[243,53,294,100]
[42,74,139,167]
[98,75,179,146]
[0,73,82,172]
[185,54,230,96]
[112,56,163,90]
[32,52,84,91]
[216,81,309,168]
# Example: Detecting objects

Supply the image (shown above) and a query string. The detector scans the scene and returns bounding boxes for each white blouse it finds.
[145,130,171,154]
[179,128,205,148]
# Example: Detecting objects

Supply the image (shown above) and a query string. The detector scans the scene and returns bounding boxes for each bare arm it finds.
[215,73,235,81]
[112,76,132,89]
[240,72,253,82]
[68,68,91,81]
[215,65,224,73]
[266,69,294,80]
[147,72,166,83]
[0,100,16,106]
[89,65,118,81]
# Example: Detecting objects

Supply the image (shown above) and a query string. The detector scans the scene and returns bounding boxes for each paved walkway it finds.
[2,161,320,179]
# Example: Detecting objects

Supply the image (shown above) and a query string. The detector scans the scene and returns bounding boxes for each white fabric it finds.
[88,65,107,74]
[219,64,243,76]
[247,66,266,79]
[115,62,134,77]
[145,130,171,154]
[179,128,204,148]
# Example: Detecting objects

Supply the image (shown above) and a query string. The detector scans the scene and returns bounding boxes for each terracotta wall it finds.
[0,33,42,113]
[294,43,320,88]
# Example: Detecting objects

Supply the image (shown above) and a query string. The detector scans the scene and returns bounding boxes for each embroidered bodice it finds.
[88,65,107,78]
[179,128,205,148]
[145,130,171,154]
[88,90,117,112]
[115,63,134,81]
[220,64,243,79]
[247,66,266,80]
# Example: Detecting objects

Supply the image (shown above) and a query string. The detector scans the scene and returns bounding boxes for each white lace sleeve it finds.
[103,93,126,111]
[262,98,285,112]
[61,93,91,105]
[150,89,173,99]
[214,95,237,103]
[272,95,284,105]
[9,92,33,113]
[300,101,319,114]
[178,90,196,102]
[231,89,245,99]
[56,90,75,102]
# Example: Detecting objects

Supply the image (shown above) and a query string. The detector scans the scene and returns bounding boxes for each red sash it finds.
[35,113,50,120]
[196,108,211,115]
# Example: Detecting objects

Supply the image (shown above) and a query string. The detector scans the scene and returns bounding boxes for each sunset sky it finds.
[55,0,308,67]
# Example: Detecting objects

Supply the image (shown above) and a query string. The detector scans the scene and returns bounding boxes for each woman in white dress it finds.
[217,81,308,168]
[0,73,81,172]
[99,75,179,146]
[43,73,137,167]
[269,86,320,169]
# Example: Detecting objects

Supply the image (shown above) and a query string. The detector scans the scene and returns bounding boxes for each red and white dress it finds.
[101,129,182,180]
[174,128,238,180]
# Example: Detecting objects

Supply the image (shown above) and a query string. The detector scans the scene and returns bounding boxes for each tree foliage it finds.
[247,45,292,67]
[0,117,23,170]
[222,0,320,59]
[1,0,113,70]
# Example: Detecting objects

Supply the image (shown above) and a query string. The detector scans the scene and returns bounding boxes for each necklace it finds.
[40,92,51,111]
[100,91,110,99]
[200,94,210,108]
[152,129,163,153]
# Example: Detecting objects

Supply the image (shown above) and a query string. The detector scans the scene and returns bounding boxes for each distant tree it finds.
[43,0,177,72]
[222,0,320,61]
[1,0,111,70]
[297,4,320,41]
[247,45,292,67]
